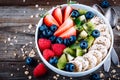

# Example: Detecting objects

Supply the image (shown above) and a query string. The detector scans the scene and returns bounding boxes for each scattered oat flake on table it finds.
[24,71,29,75]
[28,24,33,29]
[29,49,36,57]
[17,68,20,71]
[8,38,11,41]
[10,73,14,76]
[35,4,39,8]
[28,75,32,79]
[35,13,39,18]
[100,73,105,78]
[30,15,34,18]
[116,25,120,31]
[111,69,116,73]
[23,0,25,3]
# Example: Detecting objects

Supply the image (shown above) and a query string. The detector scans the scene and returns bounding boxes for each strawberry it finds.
[38,38,51,51]
[63,6,73,22]
[33,63,47,78]
[52,44,66,57]
[52,7,63,25]
[59,27,76,38]
[43,49,55,61]
[54,17,74,36]
[43,14,59,27]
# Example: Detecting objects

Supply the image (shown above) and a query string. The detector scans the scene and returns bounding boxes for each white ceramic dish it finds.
[35,4,113,77]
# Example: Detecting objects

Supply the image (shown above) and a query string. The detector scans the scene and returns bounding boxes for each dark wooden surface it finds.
[0,0,120,80]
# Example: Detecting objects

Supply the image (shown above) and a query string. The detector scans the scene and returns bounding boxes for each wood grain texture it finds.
[0,4,120,80]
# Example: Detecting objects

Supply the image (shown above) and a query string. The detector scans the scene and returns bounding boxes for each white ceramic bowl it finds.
[35,4,114,77]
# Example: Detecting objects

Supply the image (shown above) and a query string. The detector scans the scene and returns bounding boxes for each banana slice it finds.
[89,44,108,58]
[94,36,111,49]
[87,50,102,64]
[83,53,97,69]
[100,31,111,40]
[74,56,89,71]
[70,60,83,72]
[90,16,104,25]
[95,24,109,32]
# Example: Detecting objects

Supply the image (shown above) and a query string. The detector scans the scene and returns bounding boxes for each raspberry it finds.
[52,44,66,57]
[43,49,55,61]
[33,63,47,78]
[38,38,51,51]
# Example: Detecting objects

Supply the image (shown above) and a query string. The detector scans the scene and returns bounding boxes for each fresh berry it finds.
[38,38,51,51]
[65,63,75,72]
[42,29,53,38]
[50,25,58,32]
[33,63,47,78]
[59,27,76,39]
[54,17,74,37]
[49,57,58,65]
[69,35,76,43]
[92,30,100,38]
[43,14,59,27]
[56,37,63,44]
[89,73,100,80]
[63,6,73,22]
[63,38,70,46]
[80,40,88,49]
[52,7,63,25]
[71,10,80,18]
[43,49,55,61]
[101,0,110,8]
[52,44,66,57]
[39,24,48,31]
[49,35,56,43]
[85,11,94,19]
[25,57,35,65]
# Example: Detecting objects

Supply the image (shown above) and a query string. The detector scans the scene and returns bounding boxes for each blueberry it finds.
[56,37,63,44]
[80,40,88,49]
[49,57,58,65]
[89,73,100,80]
[101,0,110,8]
[42,30,53,38]
[26,57,35,65]
[85,11,94,19]
[69,35,76,43]
[71,10,80,18]
[92,30,100,38]
[65,63,75,72]
[50,25,58,32]
[39,24,48,31]
[64,38,70,46]
[49,35,56,43]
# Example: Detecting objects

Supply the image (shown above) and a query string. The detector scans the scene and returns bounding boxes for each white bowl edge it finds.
[35,4,114,77]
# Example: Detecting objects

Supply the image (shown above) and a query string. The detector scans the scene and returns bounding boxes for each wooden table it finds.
[0,0,120,80]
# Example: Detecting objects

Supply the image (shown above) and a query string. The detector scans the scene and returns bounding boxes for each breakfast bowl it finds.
[35,4,113,77]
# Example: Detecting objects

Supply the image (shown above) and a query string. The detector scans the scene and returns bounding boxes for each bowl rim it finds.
[35,4,114,77]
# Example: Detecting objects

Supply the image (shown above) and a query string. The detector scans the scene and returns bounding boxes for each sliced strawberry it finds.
[52,7,63,25]
[63,6,73,22]
[43,14,59,27]
[59,27,76,38]
[54,17,74,36]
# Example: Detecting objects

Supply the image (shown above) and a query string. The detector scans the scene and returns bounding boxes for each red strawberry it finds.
[59,27,76,38]
[43,49,55,61]
[52,44,66,57]
[54,17,74,36]
[52,7,63,25]
[33,63,47,78]
[63,6,73,22]
[38,38,51,51]
[43,14,59,27]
